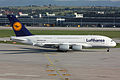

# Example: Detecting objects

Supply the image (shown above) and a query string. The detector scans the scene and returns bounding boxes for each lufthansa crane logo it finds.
[13,22,22,31]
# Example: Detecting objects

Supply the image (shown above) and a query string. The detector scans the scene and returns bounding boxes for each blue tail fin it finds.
[7,15,32,37]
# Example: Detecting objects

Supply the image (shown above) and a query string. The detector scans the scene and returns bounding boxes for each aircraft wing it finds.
[34,43,92,48]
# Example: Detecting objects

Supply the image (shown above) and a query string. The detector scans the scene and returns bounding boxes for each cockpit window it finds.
[111,40,113,42]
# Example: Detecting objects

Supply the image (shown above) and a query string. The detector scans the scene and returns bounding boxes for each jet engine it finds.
[72,45,82,51]
[58,44,69,51]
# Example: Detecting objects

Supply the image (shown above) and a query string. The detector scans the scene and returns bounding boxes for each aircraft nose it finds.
[112,41,116,47]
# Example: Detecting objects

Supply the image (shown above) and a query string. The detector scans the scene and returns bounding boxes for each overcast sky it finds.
[0,0,120,7]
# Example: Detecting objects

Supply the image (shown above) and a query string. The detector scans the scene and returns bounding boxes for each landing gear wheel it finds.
[57,49,62,52]
[107,48,110,52]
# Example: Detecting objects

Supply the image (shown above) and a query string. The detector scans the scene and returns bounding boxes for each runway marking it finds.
[46,64,54,67]
[46,70,55,72]
[59,70,67,72]
[46,70,67,72]
[62,74,71,76]
[45,54,54,65]
[48,74,57,76]
[45,54,64,80]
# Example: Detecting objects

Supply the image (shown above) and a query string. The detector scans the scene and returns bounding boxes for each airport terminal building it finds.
[0,13,120,27]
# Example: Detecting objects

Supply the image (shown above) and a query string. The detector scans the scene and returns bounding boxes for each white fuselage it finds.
[11,35,116,49]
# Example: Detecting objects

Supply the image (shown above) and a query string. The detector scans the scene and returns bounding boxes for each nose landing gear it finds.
[107,48,110,52]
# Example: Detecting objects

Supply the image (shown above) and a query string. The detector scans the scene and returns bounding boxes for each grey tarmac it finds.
[0,43,120,80]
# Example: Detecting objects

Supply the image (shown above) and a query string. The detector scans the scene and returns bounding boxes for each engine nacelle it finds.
[72,45,82,51]
[58,44,69,51]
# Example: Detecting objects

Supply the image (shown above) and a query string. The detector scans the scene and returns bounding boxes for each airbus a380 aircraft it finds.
[7,15,116,52]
